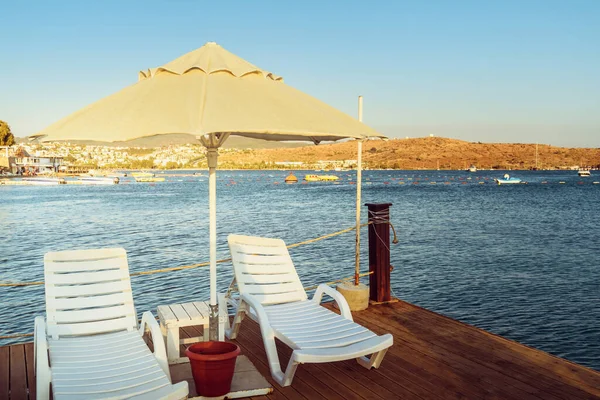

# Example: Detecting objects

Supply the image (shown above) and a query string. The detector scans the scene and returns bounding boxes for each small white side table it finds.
[157,300,227,365]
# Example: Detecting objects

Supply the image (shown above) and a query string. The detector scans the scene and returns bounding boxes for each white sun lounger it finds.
[34,248,188,400]
[225,234,393,387]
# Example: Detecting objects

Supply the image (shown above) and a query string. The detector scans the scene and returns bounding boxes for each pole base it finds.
[336,282,369,311]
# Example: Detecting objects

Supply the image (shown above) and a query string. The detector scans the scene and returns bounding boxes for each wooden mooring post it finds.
[365,203,392,303]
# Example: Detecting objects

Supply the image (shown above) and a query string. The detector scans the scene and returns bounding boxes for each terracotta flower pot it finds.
[185,341,241,397]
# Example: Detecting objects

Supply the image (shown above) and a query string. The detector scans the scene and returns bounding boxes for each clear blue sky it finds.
[1,0,598,147]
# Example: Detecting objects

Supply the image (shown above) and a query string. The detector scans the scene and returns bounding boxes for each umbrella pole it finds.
[355,96,364,286]
[207,147,219,341]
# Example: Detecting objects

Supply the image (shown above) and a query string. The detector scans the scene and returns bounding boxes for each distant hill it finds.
[219,136,600,170]
[18,133,305,149]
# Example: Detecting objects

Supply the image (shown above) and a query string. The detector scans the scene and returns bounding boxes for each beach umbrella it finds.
[33,42,384,340]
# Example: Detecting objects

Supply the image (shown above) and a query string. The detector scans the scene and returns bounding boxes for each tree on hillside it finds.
[0,120,15,146]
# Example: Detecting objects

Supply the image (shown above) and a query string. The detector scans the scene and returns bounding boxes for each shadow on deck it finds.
[2,300,600,399]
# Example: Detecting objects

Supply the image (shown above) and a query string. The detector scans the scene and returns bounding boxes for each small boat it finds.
[135,177,165,182]
[131,172,155,178]
[78,177,119,185]
[284,172,298,184]
[578,169,591,177]
[304,174,339,182]
[22,177,66,185]
[467,165,477,172]
[494,173,522,185]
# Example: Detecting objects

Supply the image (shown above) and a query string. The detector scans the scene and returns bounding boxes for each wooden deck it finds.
[2,300,600,399]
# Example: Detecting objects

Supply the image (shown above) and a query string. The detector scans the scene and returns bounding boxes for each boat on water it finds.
[495,173,522,185]
[135,177,165,182]
[131,172,155,178]
[467,165,477,172]
[304,174,339,182]
[78,177,120,185]
[578,169,591,177]
[21,177,67,185]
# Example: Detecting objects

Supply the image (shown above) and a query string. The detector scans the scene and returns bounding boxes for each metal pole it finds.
[355,96,363,286]
[207,147,219,341]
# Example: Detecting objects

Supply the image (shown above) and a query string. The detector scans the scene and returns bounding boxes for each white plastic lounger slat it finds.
[47,280,131,297]
[49,292,132,310]
[53,369,168,391]
[51,336,146,355]
[55,363,159,381]
[294,331,377,349]
[270,314,342,331]
[234,254,293,265]
[45,259,126,273]
[238,272,298,284]
[46,269,129,285]
[282,323,368,341]
[45,248,126,263]
[52,339,148,361]
[49,330,135,347]
[55,381,186,400]
[52,353,157,374]
[230,242,289,255]
[235,264,298,275]
[294,334,394,363]
[54,377,169,397]
[51,316,134,337]
[266,304,331,320]
[244,282,304,295]
[52,344,152,366]
[52,304,133,323]
[265,300,316,313]
[249,292,307,305]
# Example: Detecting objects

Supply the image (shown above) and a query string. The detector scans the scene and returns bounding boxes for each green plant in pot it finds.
[186,341,241,397]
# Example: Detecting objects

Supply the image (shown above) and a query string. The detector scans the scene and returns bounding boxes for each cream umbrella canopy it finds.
[34,42,385,340]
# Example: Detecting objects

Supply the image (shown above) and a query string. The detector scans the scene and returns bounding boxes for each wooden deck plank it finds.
[363,302,600,399]
[9,345,27,400]
[0,345,9,400]
[24,343,35,400]
[354,307,559,399]
[3,300,600,400]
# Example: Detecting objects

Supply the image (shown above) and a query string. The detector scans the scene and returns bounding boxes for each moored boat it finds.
[578,169,591,177]
[304,174,339,182]
[78,177,120,185]
[135,177,165,182]
[131,172,155,178]
[494,173,522,185]
[22,177,66,185]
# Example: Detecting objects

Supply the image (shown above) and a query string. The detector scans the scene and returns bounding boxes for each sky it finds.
[1,0,598,147]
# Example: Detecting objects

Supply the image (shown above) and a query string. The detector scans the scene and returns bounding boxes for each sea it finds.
[1,169,599,371]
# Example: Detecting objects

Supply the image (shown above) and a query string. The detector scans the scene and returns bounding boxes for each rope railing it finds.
[0,271,375,340]
[0,222,382,339]
[0,222,373,288]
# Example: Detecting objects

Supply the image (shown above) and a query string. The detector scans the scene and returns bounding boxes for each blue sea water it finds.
[1,170,599,371]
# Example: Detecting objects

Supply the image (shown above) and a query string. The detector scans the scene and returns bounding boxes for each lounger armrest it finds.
[34,316,51,400]
[139,311,171,381]
[312,284,353,321]
[240,293,271,326]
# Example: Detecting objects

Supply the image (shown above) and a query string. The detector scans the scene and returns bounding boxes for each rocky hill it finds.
[219,137,600,170]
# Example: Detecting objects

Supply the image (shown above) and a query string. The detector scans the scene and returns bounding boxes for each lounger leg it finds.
[166,326,180,365]
[227,301,247,340]
[280,352,300,387]
[261,329,288,386]
[356,347,389,369]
